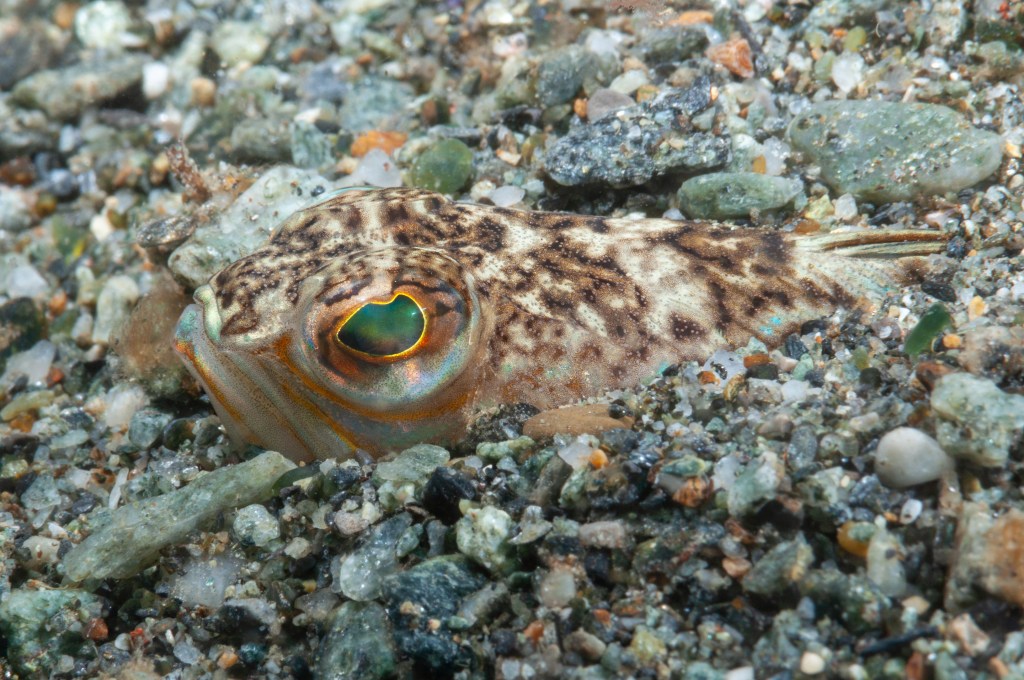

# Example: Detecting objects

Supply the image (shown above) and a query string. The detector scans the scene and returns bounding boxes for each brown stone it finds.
[522,403,633,440]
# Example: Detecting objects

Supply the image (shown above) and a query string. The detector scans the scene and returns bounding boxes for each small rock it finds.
[381,556,486,673]
[211,21,270,67]
[409,139,474,195]
[608,69,649,95]
[578,520,627,549]
[523,403,633,440]
[586,88,636,121]
[422,466,477,525]
[74,1,131,50]
[0,339,55,387]
[62,451,295,581]
[12,54,145,121]
[743,536,815,596]
[564,629,607,662]
[0,186,34,232]
[866,527,906,597]
[4,264,48,298]
[92,275,140,345]
[233,504,281,547]
[931,373,1024,467]
[830,51,865,93]
[948,504,1024,611]
[873,427,953,488]
[315,602,397,680]
[728,452,783,516]
[334,514,412,600]
[677,172,802,219]
[456,505,515,574]
[958,326,1024,381]
[546,78,730,187]
[537,566,576,608]
[0,588,103,676]
[350,148,403,188]
[338,77,415,133]
[788,101,1002,202]
[0,18,64,91]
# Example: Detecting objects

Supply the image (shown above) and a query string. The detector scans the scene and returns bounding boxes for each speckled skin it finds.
[174,187,945,462]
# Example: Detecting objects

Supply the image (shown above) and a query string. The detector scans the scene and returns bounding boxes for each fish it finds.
[173,187,946,463]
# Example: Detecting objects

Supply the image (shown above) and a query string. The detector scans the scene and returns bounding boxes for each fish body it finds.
[174,187,944,462]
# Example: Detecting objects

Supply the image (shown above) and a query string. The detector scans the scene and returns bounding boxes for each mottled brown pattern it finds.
[207,187,944,413]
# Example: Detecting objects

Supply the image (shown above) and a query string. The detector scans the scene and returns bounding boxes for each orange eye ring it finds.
[333,292,429,363]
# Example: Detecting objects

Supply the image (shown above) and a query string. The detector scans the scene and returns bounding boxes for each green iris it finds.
[337,294,425,357]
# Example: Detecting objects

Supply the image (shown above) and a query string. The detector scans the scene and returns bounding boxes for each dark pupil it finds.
[337,294,425,356]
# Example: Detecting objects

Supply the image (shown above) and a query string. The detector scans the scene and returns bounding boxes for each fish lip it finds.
[193,284,223,343]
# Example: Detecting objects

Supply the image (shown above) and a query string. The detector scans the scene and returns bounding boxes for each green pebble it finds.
[904,304,952,357]
[843,26,868,51]
[410,139,474,195]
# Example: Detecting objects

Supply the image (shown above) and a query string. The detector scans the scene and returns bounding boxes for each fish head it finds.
[174,244,486,463]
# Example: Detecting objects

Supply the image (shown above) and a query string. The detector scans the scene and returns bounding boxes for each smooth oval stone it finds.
[874,427,952,488]
[788,101,1003,202]
[677,172,802,219]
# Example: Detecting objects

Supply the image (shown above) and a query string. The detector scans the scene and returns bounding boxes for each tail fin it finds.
[790,228,949,303]
[799,229,949,258]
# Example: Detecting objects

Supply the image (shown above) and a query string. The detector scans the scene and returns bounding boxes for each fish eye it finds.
[336,293,426,358]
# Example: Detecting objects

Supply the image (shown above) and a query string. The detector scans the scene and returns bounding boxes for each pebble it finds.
[338,77,414,133]
[800,651,827,675]
[12,54,146,121]
[788,101,1003,202]
[0,18,64,91]
[0,339,54,387]
[586,88,636,121]
[91,275,140,345]
[380,556,486,673]
[537,566,576,608]
[169,554,242,608]
[488,185,524,207]
[677,172,802,219]
[211,21,270,67]
[608,69,649,95]
[873,427,952,488]
[334,514,412,600]
[74,1,132,50]
[409,139,474,195]
[931,373,1024,467]
[350,148,403,188]
[578,520,627,549]
[4,263,48,299]
[0,588,103,676]
[0,186,34,232]
[831,51,865,93]
[456,505,514,574]
[523,403,632,440]
[742,536,815,596]
[232,504,281,547]
[62,451,294,581]
[315,602,397,680]
[546,79,730,187]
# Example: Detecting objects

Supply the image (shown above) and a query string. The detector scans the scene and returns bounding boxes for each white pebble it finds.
[724,668,754,680]
[578,521,627,549]
[831,52,865,94]
[585,29,625,57]
[608,69,649,95]
[833,193,858,221]
[780,379,810,403]
[103,383,149,430]
[489,185,525,207]
[352,149,402,188]
[4,264,48,299]
[899,498,923,524]
[142,62,171,99]
[557,436,595,470]
[874,427,952,488]
[74,0,131,50]
[800,651,826,675]
[1,340,55,386]
[538,566,576,608]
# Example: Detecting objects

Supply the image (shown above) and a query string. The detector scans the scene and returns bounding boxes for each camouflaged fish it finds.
[174,187,945,462]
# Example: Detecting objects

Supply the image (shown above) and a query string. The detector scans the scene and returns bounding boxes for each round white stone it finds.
[874,427,952,488]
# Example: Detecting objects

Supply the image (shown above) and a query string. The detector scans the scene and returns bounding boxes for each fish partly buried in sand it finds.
[174,187,945,462]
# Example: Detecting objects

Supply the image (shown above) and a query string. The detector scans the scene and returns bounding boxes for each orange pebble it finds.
[84,617,108,641]
[706,38,755,79]
[589,449,609,469]
[350,131,408,158]
[698,370,720,385]
[574,98,588,119]
[837,521,871,559]
[593,609,611,626]
[742,353,772,368]
[523,620,545,644]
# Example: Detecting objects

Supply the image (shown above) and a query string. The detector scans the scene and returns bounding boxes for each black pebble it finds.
[422,467,477,524]
[783,333,809,359]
